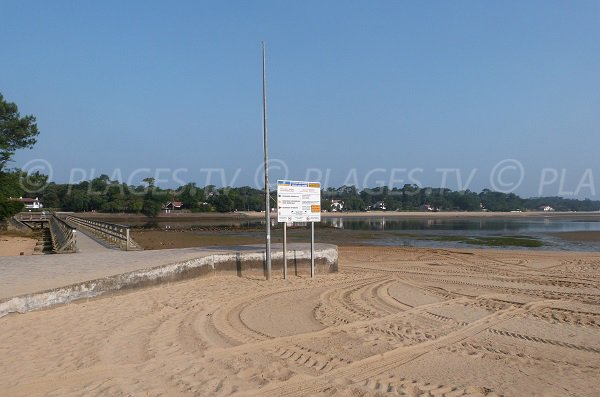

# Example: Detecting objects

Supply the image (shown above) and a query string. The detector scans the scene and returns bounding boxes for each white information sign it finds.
[277,180,321,223]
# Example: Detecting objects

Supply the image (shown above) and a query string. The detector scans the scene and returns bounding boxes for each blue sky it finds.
[2,1,599,198]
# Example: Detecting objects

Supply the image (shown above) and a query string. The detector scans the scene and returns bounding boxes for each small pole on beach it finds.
[262,41,272,280]
[310,221,315,278]
[283,222,287,279]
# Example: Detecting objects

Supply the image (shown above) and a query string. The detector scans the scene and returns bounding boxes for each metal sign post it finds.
[262,42,272,281]
[283,221,287,279]
[311,221,315,278]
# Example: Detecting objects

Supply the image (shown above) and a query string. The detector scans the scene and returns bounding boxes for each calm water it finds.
[319,216,600,251]
[322,216,600,233]
[142,215,600,251]
[149,215,600,231]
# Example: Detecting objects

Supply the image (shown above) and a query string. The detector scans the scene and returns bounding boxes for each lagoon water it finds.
[139,214,600,251]
[323,216,600,233]
[321,216,600,251]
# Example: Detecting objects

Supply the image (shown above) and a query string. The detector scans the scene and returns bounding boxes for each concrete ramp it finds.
[75,229,112,253]
[0,244,338,318]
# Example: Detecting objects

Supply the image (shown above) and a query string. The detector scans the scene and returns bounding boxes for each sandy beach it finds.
[0,235,36,256]
[1,246,599,396]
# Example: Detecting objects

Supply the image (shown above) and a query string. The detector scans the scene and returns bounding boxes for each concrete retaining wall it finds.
[0,245,338,318]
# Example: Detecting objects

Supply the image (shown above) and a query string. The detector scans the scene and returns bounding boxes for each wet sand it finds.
[131,227,371,250]
[1,246,599,396]
[550,231,600,242]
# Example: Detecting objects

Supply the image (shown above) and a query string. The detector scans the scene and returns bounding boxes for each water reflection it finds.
[142,216,600,234]
[320,217,600,233]
[331,218,344,229]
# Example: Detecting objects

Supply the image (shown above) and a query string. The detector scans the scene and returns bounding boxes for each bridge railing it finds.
[9,216,32,232]
[49,215,77,253]
[62,215,141,251]
[15,212,48,221]
[15,212,49,222]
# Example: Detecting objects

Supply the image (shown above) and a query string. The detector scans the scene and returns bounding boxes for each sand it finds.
[1,246,599,396]
[0,235,36,256]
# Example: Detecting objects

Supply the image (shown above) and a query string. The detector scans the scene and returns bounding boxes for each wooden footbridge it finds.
[12,212,141,254]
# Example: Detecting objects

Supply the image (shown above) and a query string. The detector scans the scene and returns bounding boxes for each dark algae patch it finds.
[390,233,544,248]
[460,236,543,247]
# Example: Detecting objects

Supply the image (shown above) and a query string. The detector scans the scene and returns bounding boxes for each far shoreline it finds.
[73,210,600,222]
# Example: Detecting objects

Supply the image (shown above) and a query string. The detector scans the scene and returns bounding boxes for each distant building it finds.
[371,201,387,211]
[540,205,555,212]
[12,197,44,210]
[330,199,344,212]
[163,201,183,213]
[421,204,438,212]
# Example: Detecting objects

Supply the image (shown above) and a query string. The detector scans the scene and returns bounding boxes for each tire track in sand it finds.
[242,304,531,397]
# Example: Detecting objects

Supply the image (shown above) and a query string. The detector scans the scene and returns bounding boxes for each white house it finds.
[330,199,344,212]
[163,201,184,213]
[541,205,555,212]
[16,197,44,210]
[371,201,387,211]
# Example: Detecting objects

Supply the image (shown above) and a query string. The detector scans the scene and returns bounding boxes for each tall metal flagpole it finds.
[262,42,272,280]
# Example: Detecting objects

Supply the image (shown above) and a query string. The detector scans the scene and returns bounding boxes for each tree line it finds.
[4,175,600,215]
[27,176,267,215]
[321,185,600,212]
[0,93,38,222]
